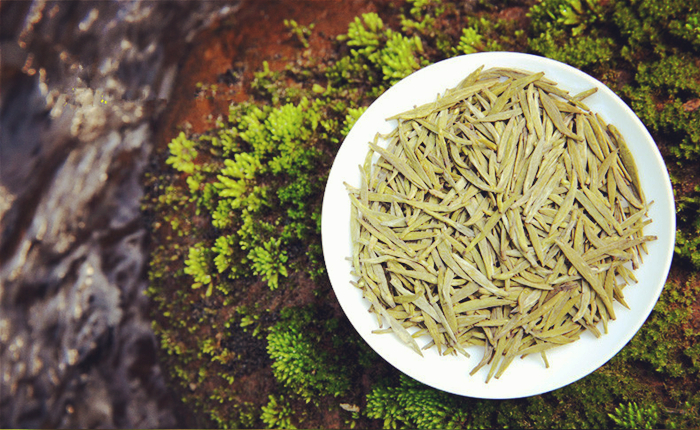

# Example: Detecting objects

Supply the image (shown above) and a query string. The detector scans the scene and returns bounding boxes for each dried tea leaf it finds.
[348,66,654,383]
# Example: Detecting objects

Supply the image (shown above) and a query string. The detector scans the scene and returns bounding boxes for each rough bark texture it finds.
[0,1,240,427]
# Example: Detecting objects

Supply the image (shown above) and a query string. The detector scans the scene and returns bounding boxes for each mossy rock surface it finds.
[144,0,700,428]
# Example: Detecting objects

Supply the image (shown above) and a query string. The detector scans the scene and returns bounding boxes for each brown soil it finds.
[156,0,402,150]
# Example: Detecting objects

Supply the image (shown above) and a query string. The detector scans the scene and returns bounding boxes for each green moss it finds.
[676,13,700,47]
[528,0,605,35]
[334,12,428,88]
[183,243,213,295]
[455,26,483,55]
[260,395,299,429]
[248,237,288,290]
[365,375,468,429]
[284,19,315,49]
[621,54,700,161]
[608,402,659,429]
[453,16,519,56]
[400,0,446,34]
[266,307,351,403]
[162,97,327,292]
[676,230,700,270]
[363,365,660,430]
[617,279,700,376]
[631,0,700,49]
[145,1,700,427]
[212,234,237,275]
[527,0,613,70]
[166,131,199,174]
[340,106,367,138]
[528,30,614,69]
[546,368,650,429]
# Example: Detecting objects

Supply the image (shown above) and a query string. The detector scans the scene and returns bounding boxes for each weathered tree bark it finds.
[0,1,240,427]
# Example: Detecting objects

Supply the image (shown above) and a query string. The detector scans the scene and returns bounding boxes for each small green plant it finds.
[630,0,700,49]
[365,375,468,429]
[453,16,511,56]
[608,402,660,429]
[232,402,259,429]
[284,19,315,49]
[183,243,213,295]
[335,12,428,87]
[266,307,351,403]
[266,97,322,175]
[377,31,425,84]
[212,234,237,275]
[530,0,605,35]
[529,31,614,70]
[260,395,298,429]
[455,26,483,54]
[248,237,288,290]
[528,0,615,70]
[340,106,367,138]
[679,14,700,46]
[401,0,445,34]
[166,131,199,174]
[343,12,385,57]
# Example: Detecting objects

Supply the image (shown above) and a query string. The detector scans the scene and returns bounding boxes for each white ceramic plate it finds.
[321,52,675,399]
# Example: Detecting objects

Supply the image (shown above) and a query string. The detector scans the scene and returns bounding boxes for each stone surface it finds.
[0,1,240,427]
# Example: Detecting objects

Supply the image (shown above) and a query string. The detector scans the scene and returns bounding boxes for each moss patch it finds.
[144,0,700,427]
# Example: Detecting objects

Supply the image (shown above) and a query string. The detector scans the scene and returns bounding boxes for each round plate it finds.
[321,52,675,399]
